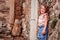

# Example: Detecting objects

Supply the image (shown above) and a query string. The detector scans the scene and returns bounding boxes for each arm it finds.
[42,13,48,34]
[44,13,48,30]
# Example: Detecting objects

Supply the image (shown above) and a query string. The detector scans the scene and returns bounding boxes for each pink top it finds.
[38,13,47,26]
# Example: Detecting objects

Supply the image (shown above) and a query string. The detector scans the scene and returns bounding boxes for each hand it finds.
[42,30,46,35]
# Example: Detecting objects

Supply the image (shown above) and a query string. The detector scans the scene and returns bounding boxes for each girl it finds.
[37,4,49,40]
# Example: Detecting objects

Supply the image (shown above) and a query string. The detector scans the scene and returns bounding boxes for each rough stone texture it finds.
[0,0,10,34]
[21,0,31,40]
[0,0,31,40]
[48,0,60,40]
[38,0,60,40]
[0,0,60,40]
[48,19,60,40]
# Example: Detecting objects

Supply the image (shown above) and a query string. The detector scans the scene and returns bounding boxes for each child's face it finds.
[40,5,46,14]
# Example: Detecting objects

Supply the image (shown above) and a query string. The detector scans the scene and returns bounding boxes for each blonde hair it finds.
[38,4,48,15]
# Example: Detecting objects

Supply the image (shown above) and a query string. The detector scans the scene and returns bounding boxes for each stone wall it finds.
[38,0,60,40]
[0,0,10,34]
[0,0,31,40]
[22,0,31,40]
[0,0,60,40]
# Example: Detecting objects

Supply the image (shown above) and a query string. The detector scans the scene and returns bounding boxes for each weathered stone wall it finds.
[0,0,60,40]
[0,0,31,40]
[38,0,60,40]
[0,0,10,34]
[48,0,60,40]
[22,0,31,40]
